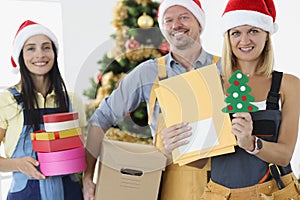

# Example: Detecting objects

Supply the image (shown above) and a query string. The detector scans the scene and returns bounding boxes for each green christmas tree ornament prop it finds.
[222,70,259,113]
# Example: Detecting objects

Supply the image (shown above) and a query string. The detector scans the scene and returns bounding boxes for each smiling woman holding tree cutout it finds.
[160,0,300,199]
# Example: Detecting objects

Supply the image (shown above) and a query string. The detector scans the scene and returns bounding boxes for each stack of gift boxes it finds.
[30,112,86,176]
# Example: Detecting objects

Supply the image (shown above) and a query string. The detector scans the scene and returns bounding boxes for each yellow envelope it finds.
[155,64,237,166]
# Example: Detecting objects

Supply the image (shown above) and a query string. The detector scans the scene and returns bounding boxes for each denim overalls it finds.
[6,88,83,200]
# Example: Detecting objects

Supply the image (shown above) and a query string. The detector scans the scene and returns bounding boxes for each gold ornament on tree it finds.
[137,12,154,29]
[135,0,152,4]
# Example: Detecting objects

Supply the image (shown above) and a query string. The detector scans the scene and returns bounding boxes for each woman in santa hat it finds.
[202,0,300,198]
[161,0,300,199]
[0,20,86,200]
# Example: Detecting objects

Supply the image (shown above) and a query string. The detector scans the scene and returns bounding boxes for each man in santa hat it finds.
[83,0,222,199]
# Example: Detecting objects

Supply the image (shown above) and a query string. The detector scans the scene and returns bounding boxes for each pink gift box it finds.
[38,147,86,176]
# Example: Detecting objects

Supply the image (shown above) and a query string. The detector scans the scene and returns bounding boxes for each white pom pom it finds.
[11,67,20,74]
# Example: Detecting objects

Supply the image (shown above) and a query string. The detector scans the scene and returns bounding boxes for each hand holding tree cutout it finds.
[222,70,258,113]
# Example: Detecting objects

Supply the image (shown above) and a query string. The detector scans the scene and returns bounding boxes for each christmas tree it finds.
[222,70,258,113]
[83,0,169,142]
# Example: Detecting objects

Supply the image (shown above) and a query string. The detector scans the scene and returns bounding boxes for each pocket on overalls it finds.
[260,180,300,200]
[7,180,41,200]
[200,182,229,200]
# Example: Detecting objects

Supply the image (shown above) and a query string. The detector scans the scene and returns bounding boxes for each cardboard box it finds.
[95,139,167,200]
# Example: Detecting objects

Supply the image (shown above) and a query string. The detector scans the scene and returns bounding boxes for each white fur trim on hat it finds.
[12,22,59,68]
[221,10,278,35]
[157,0,205,37]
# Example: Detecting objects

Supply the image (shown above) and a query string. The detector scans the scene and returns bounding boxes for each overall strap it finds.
[259,71,284,188]
[148,56,167,125]
[148,56,167,151]
[7,87,24,108]
[266,71,283,110]
[212,55,220,65]
[157,56,167,80]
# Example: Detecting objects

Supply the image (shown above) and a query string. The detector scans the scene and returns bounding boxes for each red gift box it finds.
[43,112,79,132]
[31,128,83,152]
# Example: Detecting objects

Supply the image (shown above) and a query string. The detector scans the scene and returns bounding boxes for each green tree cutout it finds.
[222,70,259,113]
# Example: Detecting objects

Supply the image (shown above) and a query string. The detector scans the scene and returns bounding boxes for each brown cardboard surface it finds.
[95,139,167,200]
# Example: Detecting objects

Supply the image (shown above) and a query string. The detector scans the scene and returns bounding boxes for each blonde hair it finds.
[222,32,274,79]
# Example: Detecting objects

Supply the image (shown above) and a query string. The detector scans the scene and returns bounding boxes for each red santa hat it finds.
[11,20,59,68]
[221,0,278,35]
[157,0,205,36]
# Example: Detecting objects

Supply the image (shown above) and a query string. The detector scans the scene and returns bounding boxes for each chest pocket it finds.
[250,71,283,142]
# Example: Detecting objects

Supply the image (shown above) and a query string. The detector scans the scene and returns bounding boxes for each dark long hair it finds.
[18,42,70,132]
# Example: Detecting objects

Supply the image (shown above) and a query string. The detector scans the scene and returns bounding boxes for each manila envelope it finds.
[155,64,237,165]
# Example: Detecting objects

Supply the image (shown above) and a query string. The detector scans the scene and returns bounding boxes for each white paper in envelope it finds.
[177,118,219,155]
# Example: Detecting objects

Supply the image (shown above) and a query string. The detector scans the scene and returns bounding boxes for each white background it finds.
[0,0,299,198]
